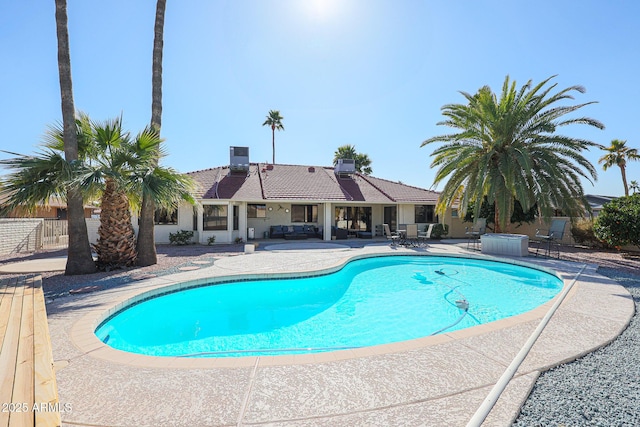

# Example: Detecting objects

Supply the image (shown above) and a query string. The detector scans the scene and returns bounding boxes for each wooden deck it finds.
[0,276,60,427]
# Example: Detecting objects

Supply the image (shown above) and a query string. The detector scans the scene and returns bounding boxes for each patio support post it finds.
[323,203,332,241]
[196,203,204,244]
[238,202,247,241]
[227,202,234,243]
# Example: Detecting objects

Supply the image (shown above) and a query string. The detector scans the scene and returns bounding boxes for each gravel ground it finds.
[513,265,640,426]
[0,244,245,299]
[1,242,639,425]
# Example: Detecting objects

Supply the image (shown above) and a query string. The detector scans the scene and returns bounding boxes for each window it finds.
[451,209,458,218]
[203,205,228,230]
[247,204,266,218]
[291,204,318,223]
[415,205,436,223]
[154,207,177,225]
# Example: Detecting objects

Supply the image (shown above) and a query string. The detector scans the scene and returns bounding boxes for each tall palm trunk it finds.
[272,125,275,164]
[95,179,137,268]
[137,0,166,266]
[54,0,96,275]
[620,164,629,196]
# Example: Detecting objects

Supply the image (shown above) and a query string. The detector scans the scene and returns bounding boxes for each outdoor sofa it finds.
[270,225,320,239]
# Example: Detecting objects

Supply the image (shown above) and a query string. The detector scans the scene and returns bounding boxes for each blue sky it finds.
[1,0,639,197]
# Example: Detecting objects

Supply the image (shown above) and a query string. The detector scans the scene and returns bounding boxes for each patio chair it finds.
[383,224,401,246]
[417,223,435,246]
[404,224,419,247]
[465,218,486,250]
[535,219,568,258]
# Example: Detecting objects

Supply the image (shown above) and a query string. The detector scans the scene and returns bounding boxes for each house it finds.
[585,194,616,218]
[145,147,441,244]
[0,195,95,219]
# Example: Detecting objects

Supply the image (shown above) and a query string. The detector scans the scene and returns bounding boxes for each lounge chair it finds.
[465,218,486,250]
[535,219,568,258]
[383,224,400,246]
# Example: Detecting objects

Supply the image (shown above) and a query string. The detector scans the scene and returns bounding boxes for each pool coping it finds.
[50,244,636,426]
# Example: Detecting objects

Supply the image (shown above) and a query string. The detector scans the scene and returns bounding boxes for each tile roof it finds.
[187,163,440,204]
[187,165,263,201]
[361,175,439,203]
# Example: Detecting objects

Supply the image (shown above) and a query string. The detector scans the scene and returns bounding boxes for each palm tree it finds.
[79,117,138,267]
[77,118,195,268]
[137,0,167,267]
[598,139,639,196]
[1,115,195,269]
[54,0,95,274]
[630,180,640,194]
[422,75,604,232]
[262,110,284,164]
[333,144,373,174]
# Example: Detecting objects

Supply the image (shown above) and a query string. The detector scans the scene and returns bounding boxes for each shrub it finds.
[571,219,611,248]
[593,194,640,250]
[206,235,216,245]
[428,223,449,239]
[234,237,244,244]
[169,230,194,245]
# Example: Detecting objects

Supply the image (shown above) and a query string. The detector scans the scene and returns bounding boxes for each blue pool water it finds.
[95,256,563,357]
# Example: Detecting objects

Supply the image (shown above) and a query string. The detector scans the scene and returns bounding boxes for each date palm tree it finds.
[333,144,373,175]
[54,0,95,274]
[422,75,604,232]
[137,0,168,267]
[598,139,639,196]
[262,110,284,164]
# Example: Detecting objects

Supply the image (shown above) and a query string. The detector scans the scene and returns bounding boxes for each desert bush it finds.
[169,230,194,245]
[571,219,610,248]
[594,194,640,250]
[430,223,449,239]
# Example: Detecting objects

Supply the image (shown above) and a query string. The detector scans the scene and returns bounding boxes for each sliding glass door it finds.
[384,206,397,231]
[335,206,372,232]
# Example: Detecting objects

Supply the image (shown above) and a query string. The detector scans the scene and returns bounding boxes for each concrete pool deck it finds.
[45,243,634,426]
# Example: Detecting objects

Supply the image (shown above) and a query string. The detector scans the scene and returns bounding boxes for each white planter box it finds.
[481,233,529,257]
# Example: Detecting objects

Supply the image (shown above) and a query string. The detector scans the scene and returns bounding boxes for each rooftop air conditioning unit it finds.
[334,158,356,175]
[230,146,249,173]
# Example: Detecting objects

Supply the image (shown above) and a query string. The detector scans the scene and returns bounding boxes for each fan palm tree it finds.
[262,110,284,164]
[78,117,138,267]
[54,0,95,274]
[1,115,195,269]
[76,118,195,268]
[333,144,373,174]
[137,0,167,267]
[630,180,640,195]
[598,139,639,196]
[422,75,604,232]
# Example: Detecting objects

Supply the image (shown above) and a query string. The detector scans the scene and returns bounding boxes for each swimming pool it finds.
[95,255,563,358]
